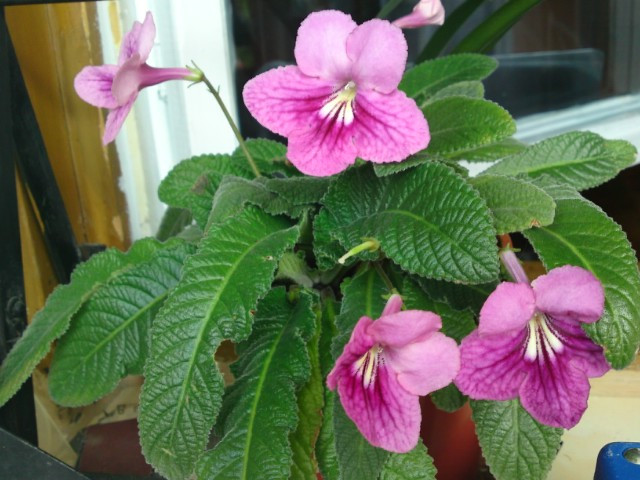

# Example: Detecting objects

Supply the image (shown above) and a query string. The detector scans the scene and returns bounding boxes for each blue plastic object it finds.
[594,442,640,480]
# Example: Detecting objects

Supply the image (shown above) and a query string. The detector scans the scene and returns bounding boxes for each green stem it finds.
[377,0,404,19]
[200,74,261,177]
[373,262,397,294]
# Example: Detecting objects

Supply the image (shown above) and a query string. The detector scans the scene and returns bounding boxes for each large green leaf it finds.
[232,138,298,176]
[524,185,640,368]
[448,137,526,162]
[372,153,444,178]
[472,400,563,480]
[423,96,516,157]
[320,164,499,283]
[430,383,467,413]
[195,288,315,480]
[484,131,637,190]
[0,238,163,407]
[427,80,485,104]
[416,277,496,313]
[48,240,195,406]
[138,208,300,480]
[158,154,253,227]
[469,175,556,234]
[265,176,332,206]
[332,267,392,480]
[399,54,497,107]
[379,443,437,480]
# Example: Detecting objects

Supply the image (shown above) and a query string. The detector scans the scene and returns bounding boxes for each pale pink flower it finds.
[243,10,430,176]
[393,0,445,29]
[455,250,610,429]
[328,295,460,452]
[74,12,196,144]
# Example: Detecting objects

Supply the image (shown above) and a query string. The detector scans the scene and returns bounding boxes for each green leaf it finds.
[484,131,637,191]
[332,267,392,480]
[265,176,332,206]
[471,399,563,480]
[379,442,437,480]
[138,208,300,480]
[452,0,543,54]
[373,153,442,177]
[156,207,193,241]
[233,138,298,176]
[430,384,467,413]
[195,288,315,480]
[290,301,324,480]
[276,252,315,288]
[0,238,163,408]
[48,240,195,406]
[469,175,556,234]
[427,80,485,103]
[158,154,253,227]
[312,208,346,271]
[423,97,516,157]
[399,54,497,107]
[416,277,496,313]
[448,137,526,162]
[524,187,640,368]
[320,164,499,283]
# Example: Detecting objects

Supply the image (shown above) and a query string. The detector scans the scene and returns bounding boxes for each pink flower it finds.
[327,294,460,452]
[455,250,610,429]
[243,10,430,176]
[393,0,445,29]
[74,12,196,144]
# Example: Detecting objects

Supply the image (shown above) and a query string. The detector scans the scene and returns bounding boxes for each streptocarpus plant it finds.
[1,7,639,480]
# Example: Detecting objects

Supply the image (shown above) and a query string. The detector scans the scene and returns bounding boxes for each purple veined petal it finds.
[479,282,536,336]
[327,316,376,390]
[112,54,145,105]
[294,10,356,85]
[455,329,528,401]
[351,89,429,163]
[102,95,136,145]
[335,356,421,453]
[384,332,460,396]
[119,11,156,65]
[519,353,592,429]
[393,0,446,29]
[368,310,442,348]
[381,294,404,317]
[548,317,610,377]
[532,265,605,324]
[242,66,334,138]
[74,65,119,109]
[346,19,407,93]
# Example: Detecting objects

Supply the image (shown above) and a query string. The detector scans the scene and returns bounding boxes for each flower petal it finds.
[74,65,119,109]
[455,329,528,400]
[335,361,421,453]
[346,19,407,93]
[287,123,357,176]
[532,266,605,324]
[294,10,356,84]
[381,294,404,317]
[327,316,375,390]
[119,11,156,65]
[242,65,333,138]
[102,96,136,145]
[112,54,144,105]
[550,317,610,377]
[352,89,429,163]
[384,332,460,396]
[519,355,592,429]
[368,310,442,347]
[393,0,446,29]
[479,282,535,336]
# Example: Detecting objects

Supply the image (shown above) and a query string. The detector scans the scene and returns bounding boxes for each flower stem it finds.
[499,249,529,284]
[199,72,261,177]
[373,262,398,295]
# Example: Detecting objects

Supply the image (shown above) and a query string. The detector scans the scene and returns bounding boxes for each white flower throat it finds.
[524,313,564,362]
[319,81,357,125]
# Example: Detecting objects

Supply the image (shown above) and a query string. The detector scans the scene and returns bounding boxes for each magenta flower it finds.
[327,294,460,452]
[393,0,445,29]
[455,250,610,429]
[74,12,196,144]
[243,10,430,176]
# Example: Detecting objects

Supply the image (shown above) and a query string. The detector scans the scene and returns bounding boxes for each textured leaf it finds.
[276,252,315,288]
[427,80,485,104]
[138,208,299,480]
[472,399,563,480]
[430,384,467,413]
[524,186,640,368]
[312,208,346,271]
[232,138,298,176]
[158,154,253,227]
[448,137,526,162]
[379,442,437,480]
[423,97,516,157]
[265,176,331,206]
[469,175,556,234]
[195,288,315,480]
[484,131,637,190]
[399,54,497,107]
[0,238,163,407]
[290,302,324,480]
[156,207,193,241]
[48,240,195,406]
[332,267,392,480]
[373,153,442,177]
[416,277,496,313]
[320,164,499,283]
